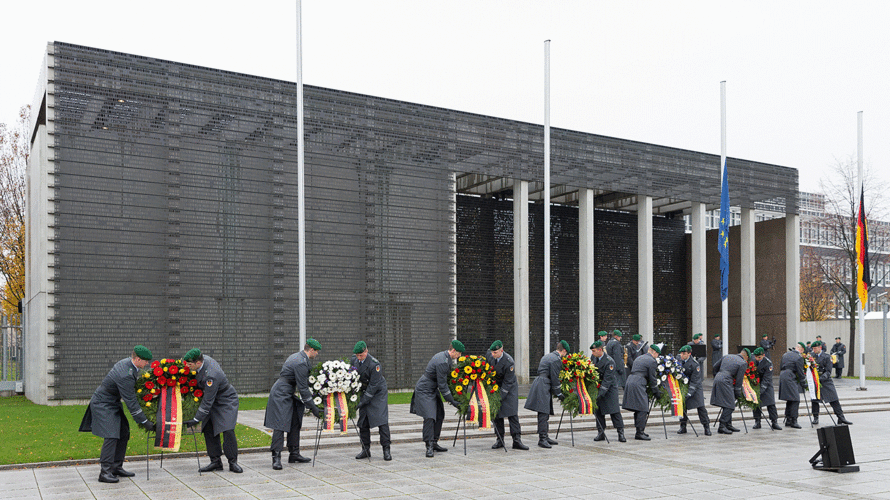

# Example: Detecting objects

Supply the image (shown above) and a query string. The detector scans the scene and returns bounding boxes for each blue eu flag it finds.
[718,159,729,301]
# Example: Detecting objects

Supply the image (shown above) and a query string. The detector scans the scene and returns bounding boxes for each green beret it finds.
[714,333,721,338]
[678,345,691,353]
[753,347,765,356]
[559,340,570,352]
[353,341,367,354]
[612,329,622,337]
[632,334,642,341]
[762,334,768,338]
[597,331,608,338]
[182,348,201,362]
[133,345,152,361]
[693,333,702,340]
[798,342,807,349]
[811,340,822,348]
[590,340,603,349]
[451,339,465,353]
[650,344,661,355]
[307,338,322,351]
[835,337,841,340]
[743,348,751,359]
[489,340,503,351]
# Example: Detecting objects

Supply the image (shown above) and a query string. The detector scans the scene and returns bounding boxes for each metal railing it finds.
[1,315,23,392]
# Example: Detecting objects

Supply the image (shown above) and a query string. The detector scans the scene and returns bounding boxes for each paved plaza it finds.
[1,379,889,499]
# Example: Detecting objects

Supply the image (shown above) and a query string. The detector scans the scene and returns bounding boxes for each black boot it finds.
[837,415,852,425]
[491,439,504,449]
[432,442,447,452]
[752,420,761,429]
[617,428,627,442]
[677,420,687,434]
[228,460,243,473]
[770,420,783,430]
[717,424,732,435]
[113,467,135,477]
[787,418,801,429]
[425,442,434,458]
[272,451,282,470]
[512,435,529,450]
[703,426,712,436]
[355,447,371,459]
[812,416,819,425]
[382,446,392,461]
[98,465,119,483]
[537,435,552,448]
[634,430,650,441]
[545,435,558,445]
[593,430,606,441]
[199,458,223,472]
[288,447,311,463]
[726,423,740,432]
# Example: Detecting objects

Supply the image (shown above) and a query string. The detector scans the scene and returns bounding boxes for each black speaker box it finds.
[814,425,857,472]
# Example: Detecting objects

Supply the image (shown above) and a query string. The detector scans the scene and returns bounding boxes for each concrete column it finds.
[786,214,800,345]
[638,196,653,340]
[579,189,595,352]
[513,180,530,383]
[690,202,707,375]
[741,207,756,345]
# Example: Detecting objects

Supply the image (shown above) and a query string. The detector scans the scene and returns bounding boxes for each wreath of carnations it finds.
[136,358,201,425]
[737,360,762,411]
[306,359,362,422]
[558,352,599,417]
[648,354,688,410]
[448,355,502,419]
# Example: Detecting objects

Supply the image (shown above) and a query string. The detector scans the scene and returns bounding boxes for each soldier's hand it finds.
[141,420,155,431]
[185,418,200,428]
[450,400,461,409]
[358,397,369,408]
[310,405,323,418]
[734,389,742,399]
[556,393,566,402]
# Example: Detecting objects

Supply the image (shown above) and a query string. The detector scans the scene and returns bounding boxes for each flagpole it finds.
[857,111,866,391]
[544,39,551,356]
[721,81,728,358]
[297,0,307,348]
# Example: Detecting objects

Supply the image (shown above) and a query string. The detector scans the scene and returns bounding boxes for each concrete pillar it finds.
[786,214,800,345]
[638,196,653,341]
[579,189,595,352]
[691,202,707,375]
[741,207,756,345]
[513,180,530,383]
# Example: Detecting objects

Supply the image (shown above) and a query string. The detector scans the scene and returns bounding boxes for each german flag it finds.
[856,186,870,308]
[154,384,182,451]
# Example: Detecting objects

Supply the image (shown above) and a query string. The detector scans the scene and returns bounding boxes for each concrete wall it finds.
[800,317,890,377]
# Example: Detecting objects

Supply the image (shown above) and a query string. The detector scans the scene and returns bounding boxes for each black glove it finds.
[734,389,742,399]
[687,390,695,398]
[450,400,461,409]
[185,418,200,428]
[357,397,369,408]
[556,393,566,402]
[309,404,322,418]
[141,420,155,431]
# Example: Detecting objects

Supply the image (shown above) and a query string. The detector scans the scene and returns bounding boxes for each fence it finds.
[1,315,23,392]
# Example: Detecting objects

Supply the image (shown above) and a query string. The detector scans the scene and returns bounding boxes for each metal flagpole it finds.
[297,0,307,348]
[857,111,867,391]
[544,39,551,355]
[720,81,728,359]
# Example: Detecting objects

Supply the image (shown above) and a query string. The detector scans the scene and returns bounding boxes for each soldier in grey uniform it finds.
[78,345,155,483]
[711,350,748,434]
[810,341,852,425]
[590,341,626,442]
[779,343,807,429]
[411,339,464,457]
[687,333,707,368]
[524,340,569,448]
[350,341,391,461]
[182,348,242,473]
[711,333,723,369]
[625,334,648,371]
[759,334,775,359]
[830,337,847,378]
[486,340,528,450]
[623,343,662,440]
[264,338,323,470]
[607,330,626,387]
[751,347,781,430]
[677,345,711,436]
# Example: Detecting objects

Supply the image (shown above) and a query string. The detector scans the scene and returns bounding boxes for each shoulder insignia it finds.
[206,379,213,387]
[375,365,380,372]
[510,366,514,372]
[696,367,700,372]
[769,366,773,371]
[609,365,614,370]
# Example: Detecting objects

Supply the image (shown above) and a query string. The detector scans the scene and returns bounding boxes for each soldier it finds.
[590,341,626,442]
[687,333,707,369]
[607,330,626,387]
[711,332,723,369]
[830,337,847,378]
[486,340,528,450]
[350,341,391,461]
[78,345,155,483]
[759,334,774,358]
[411,340,464,457]
[810,341,852,425]
[676,345,711,436]
[181,349,242,473]
[711,350,747,434]
[264,339,323,470]
[622,343,661,440]
[626,334,648,370]
[751,347,781,431]
[597,330,610,346]
[805,341,812,354]
[524,340,569,448]
[779,343,807,429]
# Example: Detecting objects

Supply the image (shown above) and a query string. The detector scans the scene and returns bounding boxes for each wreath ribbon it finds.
[467,380,492,429]
[665,374,684,417]
[805,364,821,401]
[155,383,183,451]
[324,392,349,434]
[574,378,594,415]
[741,377,759,406]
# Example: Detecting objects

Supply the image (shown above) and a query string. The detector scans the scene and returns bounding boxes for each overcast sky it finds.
[2,1,888,194]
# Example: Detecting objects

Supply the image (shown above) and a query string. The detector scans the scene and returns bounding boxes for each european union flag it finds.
[718,159,729,301]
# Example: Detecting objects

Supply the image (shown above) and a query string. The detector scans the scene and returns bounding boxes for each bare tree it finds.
[817,156,890,376]
[800,247,831,321]
[0,105,29,322]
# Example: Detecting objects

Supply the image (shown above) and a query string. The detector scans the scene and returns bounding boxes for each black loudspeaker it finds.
[811,425,859,472]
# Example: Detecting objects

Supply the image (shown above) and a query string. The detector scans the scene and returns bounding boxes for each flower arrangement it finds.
[307,359,362,424]
[448,355,502,426]
[558,352,599,417]
[136,358,201,425]
[650,354,688,412]
[737,360,762,410]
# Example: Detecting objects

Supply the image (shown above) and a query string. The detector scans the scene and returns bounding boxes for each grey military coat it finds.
[626,341,648,371]
[194,356,239,435]
[778,350,805,402]
[410,351,456,419]
[350,354,389,429]
[830,342,847,370]
[606,339,626,386]
[814,351,839,403]
[79,358,149,439]
[593,353,620,415]
[755,356,776,407]
[486,350,518,418]
[687,340,707,368]
[622,353,658,413]
[711,338,723,369]
[524,351,563,415]
[264,351,313,431]
[680,356,705,409]
[710,354,746,410]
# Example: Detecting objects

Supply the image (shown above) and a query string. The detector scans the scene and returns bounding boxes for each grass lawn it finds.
[842,376,890,381]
